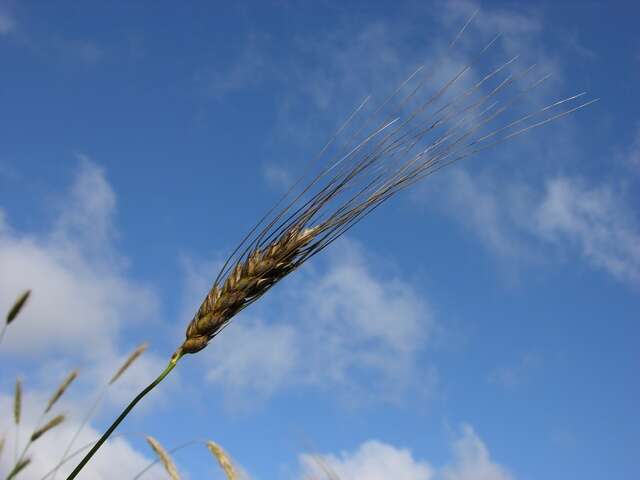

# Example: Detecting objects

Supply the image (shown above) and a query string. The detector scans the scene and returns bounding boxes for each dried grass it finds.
[146,436,181,480]
[206,441,237,480]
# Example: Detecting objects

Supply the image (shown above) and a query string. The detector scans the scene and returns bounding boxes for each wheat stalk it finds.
[146,436,181,480]
[65,10,596,478]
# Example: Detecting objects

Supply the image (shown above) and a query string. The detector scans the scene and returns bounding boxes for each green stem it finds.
[65,353,182,480]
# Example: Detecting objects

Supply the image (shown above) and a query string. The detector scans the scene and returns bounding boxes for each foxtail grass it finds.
[65,10,597,478]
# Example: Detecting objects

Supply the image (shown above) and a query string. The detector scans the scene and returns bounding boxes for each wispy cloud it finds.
[429,169,640,287]
[488,352,541,389]
[298,424,513,480]
[0,157,158,360]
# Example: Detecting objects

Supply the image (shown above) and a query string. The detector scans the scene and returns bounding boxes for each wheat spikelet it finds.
[14,378,22,425]
[45,370,79,414]
[6,290,31,325]
[110,342,148,384]
[31,415,65,442]
[7,458,31,480]
[146,436,180,480]
[206,441,237,480]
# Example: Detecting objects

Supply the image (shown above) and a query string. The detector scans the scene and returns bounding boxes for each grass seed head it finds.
[6,289,31,325]
[31,414,66,442]
[14,378,22,425]
[7,458,31,480]
[206,441,237,480]
[109,342,148,384]
[45,370,78,413]
[146,436,180,480]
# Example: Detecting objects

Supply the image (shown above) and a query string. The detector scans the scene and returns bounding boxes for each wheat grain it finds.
[31,415,65,442]
[206,441,236,480]
[146,436,180,480]
[45,371,78,414]
[110,342,149,384]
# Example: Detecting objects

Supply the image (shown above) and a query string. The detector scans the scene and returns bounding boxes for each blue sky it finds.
[0,1,639,479]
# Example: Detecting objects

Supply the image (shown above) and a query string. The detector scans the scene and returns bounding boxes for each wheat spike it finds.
[176,23,596,357]
[0,435,5,461]
[180,226,318,354]
[14,378,22,425]
[31,415,66,442]
[206,441,237,480]
[109,342,148,384]
[146,436,180,480]
[6,290,31,325]
[7,458,31,480]
[45,370,79,414]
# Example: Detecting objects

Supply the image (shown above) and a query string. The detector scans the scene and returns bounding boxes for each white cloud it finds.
[440,425,513,480]
[0,158,158,360]
[189,239,435,405]
[206,319,297,396]
[298,424,512,480]
[300,440,434,480]
[0,392,152,480]
[534,177,640,285]
[429,169,640,287]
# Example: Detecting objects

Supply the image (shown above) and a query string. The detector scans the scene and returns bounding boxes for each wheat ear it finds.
[146,436,181,480]
[0,290,31,346]
[65,9,596,477]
